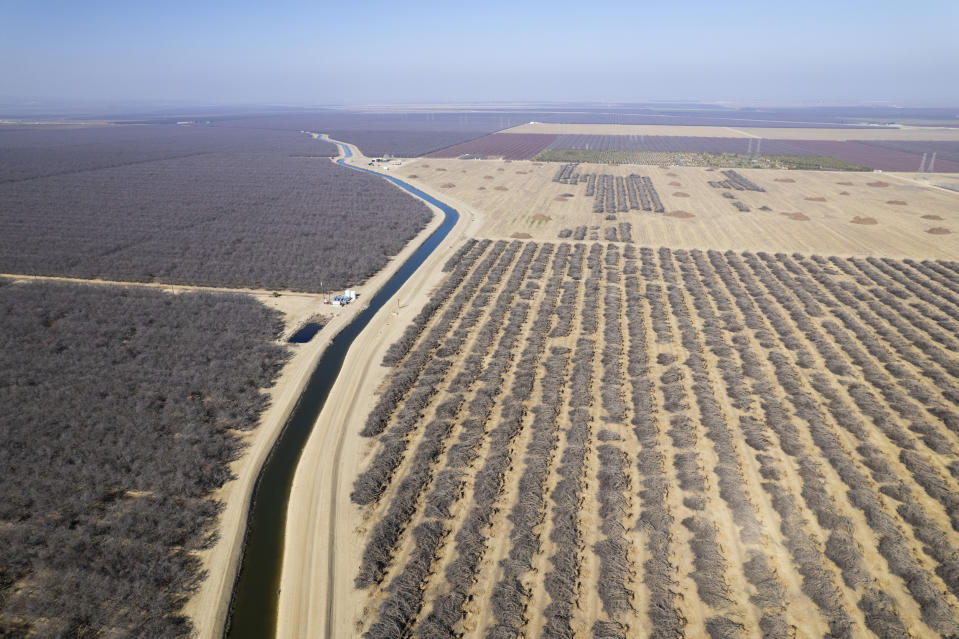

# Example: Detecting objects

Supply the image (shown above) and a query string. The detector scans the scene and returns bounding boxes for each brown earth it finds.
[782,212,810,221]
[775,178,796,183]
[851,216,878,225]
[340,240,959,639]
[887,200,907,205]
[665,210,696,218]
[922,215,944,220]
[275,139,959,639]
[673,192,690,198]
[392,158,959,258]
[181,139,459,639]
[510,232,532,238]
[927,227,952,234]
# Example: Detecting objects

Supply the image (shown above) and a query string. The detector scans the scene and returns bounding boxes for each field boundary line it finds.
[0,272,328,298]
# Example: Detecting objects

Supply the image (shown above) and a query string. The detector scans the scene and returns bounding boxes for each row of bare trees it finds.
[355,241,506,508]
[355,239,959,636]
[649,250,752,632]
[355,241,523,585]
[542,335,595,637]
[362,243,568,637]
[416,245,570,638]
[487,345,570,637]
[721,170,765,192]
[558,223,632,244]
[583,173,664,214]
[756,253,959,525]
[753,254,959,599]
[552,163,580,184]
[696,250,903,637]
[621,245,686,636]
[589,252,635,634]
[714,249,958,635]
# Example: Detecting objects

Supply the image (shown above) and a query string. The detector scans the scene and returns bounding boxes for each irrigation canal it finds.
[224,138,459,638]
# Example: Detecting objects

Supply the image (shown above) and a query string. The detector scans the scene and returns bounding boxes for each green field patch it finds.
[534,149,870,171]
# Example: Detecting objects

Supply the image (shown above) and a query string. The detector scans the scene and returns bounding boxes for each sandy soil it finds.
[234,139,959,639]
[267,143,959,639]
[181,141,451,639]
[505,122,959,141]
[340,239,959,637]
[391,159,959,259]
[270,143,484,639]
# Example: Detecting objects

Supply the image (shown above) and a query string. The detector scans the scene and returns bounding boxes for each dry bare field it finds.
[505,123,959,142]
[393,159,959,259]
[350,238,959,638]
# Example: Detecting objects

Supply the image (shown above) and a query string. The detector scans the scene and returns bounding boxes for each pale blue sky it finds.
[1,0,956,105]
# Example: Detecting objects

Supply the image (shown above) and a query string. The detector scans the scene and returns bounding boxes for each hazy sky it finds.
[2,0,957,106]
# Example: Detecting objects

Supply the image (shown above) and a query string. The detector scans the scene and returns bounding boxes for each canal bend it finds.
[224,137,460,638]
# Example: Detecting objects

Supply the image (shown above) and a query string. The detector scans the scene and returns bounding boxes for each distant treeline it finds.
[0,126,337,184]
[0,280,289,638]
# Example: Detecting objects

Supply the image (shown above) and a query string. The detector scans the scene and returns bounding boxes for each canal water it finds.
[287,322,322,343]
[225,139,459,638]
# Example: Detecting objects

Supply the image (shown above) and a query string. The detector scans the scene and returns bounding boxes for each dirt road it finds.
[182,139,455,639]
[275,143,483,639]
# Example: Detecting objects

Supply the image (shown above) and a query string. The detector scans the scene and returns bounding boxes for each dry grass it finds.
[393,158,959,258]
